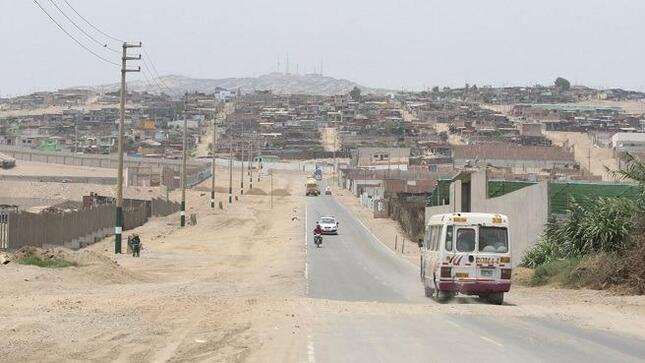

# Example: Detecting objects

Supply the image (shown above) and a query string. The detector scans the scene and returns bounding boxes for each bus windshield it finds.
[479,227,508,253]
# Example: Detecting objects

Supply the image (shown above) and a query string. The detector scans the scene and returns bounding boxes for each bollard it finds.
[395,235,398,251]
[402,238,405,254]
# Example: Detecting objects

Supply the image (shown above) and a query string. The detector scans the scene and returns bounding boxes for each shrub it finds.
[522,197,637,267]
[568,253,625,290]
[18,255,76,268]
[529,258,580,286]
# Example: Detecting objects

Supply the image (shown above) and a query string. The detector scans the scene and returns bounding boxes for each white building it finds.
[611,132,645,153]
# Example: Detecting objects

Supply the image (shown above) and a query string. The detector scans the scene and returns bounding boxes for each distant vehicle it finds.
[325,186,332,195]
[318,216,339,234]
[0,152,16,169]
[305,177,320,196]
[419,213,511,305]
[313,168,323,180]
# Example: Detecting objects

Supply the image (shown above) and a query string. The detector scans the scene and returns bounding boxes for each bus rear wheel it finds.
[435,290,454,303]
[484,292,504,305]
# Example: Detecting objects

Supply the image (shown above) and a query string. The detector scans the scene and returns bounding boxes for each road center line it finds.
[307,333,316,363]
[304,203,309,296]
[480,336,504,347]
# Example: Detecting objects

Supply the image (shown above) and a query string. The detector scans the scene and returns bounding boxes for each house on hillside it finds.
[611,132,645,153]
[451,144,576,173]
[350,147,410,171]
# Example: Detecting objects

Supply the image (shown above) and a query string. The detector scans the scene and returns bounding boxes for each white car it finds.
[318,216,339,235]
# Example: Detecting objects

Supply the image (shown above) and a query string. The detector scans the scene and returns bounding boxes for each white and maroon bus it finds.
[419,212,512,305]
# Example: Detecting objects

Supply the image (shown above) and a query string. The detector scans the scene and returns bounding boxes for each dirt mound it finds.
[512,266,533,286]
[271,189,291,196]
[70,250,147,284]
[193,185,230,193]
[12,246,145,284]
[245,188,267,196]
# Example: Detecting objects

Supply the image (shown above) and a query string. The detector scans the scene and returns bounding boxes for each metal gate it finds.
[0,205,18,249]
[0,212,8,249]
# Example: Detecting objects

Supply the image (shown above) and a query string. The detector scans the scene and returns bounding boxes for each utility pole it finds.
[115,42,141,254]
[74,118,78,153]
[270,169,273,209]
[240,123,245,195]
[180,94,188,227]
[257,142,261,182]
[240,141,245,196]
[333,112,341,187]
[249,141,253,190]
[228,140,233,204]
[210,107,217,208]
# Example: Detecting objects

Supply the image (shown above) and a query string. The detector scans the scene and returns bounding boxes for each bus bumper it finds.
[438,281,511,294]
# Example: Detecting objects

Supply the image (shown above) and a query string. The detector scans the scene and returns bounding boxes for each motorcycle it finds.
[314,233,323,248]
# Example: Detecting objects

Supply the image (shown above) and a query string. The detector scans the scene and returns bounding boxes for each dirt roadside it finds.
[0,167,308,362]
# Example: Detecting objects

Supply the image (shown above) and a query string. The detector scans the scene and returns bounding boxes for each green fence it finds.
[488,180,536,198]
[548,182,641,215]
[427,178,452,206]
[426,178,640,216]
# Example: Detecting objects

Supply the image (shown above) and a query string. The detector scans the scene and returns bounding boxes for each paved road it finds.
[304,193,645,363]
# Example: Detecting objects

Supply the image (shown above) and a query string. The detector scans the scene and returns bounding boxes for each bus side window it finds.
[424,228,432,250]
[432,226,439,251]
[445,225,453,251]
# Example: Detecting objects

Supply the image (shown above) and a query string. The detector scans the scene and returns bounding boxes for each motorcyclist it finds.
[313,222,323,236]
[313,222,323,246]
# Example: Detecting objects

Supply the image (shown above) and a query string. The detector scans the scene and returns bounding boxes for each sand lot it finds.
[0,168,306,362]
[0,160,115,178]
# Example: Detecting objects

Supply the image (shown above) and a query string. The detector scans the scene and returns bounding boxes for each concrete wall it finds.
[351,179,382,197]
[0,145,206,169]
[472,180,549,265]
[453,158,574,173]
[425,204,452,224]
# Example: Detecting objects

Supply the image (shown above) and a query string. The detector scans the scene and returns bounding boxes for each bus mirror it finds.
[418,238,423,248]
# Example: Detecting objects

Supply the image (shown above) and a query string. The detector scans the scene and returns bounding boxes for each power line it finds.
[141,58,168,91]
[141,56,180,98]
[61,0,124,43]
[142,47,173,93]
[31,0,119,66]
[139,67,157,92]
[47,0,120,54]
[141,66,170,96]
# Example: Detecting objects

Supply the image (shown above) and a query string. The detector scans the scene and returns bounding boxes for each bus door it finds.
[452,226,477,281]
[475,225,510,281]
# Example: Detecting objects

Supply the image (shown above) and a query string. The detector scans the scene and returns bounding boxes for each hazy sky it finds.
[2,0,644,96]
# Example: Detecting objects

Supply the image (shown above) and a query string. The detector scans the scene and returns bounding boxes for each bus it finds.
[419,212,511,305]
